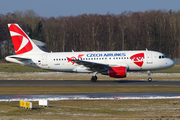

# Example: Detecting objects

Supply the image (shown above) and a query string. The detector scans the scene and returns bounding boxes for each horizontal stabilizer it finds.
[5,55,31,61]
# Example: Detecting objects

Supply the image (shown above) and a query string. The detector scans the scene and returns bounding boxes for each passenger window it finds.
[99,58,101,60]
[159,56,161,59]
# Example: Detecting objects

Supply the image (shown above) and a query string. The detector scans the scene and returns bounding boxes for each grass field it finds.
[0,86,180,95]
[0,63,50,72]
[1,99,180,119]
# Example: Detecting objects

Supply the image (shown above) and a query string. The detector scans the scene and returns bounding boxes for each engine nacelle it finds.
[101,66,127,78]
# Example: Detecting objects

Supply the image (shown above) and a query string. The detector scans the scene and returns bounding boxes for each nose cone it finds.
[167,59,175,68]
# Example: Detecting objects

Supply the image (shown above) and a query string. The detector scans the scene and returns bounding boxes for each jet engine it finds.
[101,66,127,78]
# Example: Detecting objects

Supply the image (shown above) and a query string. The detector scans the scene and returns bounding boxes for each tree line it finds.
[0,9,180,59]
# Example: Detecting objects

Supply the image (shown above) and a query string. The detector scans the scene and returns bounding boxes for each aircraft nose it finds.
[167,59,175,68]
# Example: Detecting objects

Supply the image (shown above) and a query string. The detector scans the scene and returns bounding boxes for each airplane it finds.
[5,24,175,82]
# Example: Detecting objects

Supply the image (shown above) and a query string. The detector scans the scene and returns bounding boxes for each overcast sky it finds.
[1,0,180,17]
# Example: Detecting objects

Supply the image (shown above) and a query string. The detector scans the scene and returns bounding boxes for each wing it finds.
[67,57,110,72]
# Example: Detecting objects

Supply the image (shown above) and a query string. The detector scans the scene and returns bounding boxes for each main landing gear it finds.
[91,75,97,82]
[147,71,152,82]
[91,72,98,82]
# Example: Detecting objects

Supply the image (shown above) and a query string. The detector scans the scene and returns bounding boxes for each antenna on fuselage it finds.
[146,48,148,51]
[72,50,74,52]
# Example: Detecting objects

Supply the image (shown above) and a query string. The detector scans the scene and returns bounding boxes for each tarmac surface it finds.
[0,79,180,87]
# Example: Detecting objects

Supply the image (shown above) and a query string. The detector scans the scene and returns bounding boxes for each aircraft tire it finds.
[148,77,152,82]
[91,76,97,82]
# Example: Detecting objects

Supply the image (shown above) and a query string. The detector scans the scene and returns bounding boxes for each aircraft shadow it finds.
[99,80,149,83]
[63,79,158,83]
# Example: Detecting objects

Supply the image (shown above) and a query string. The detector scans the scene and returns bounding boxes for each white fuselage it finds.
[5,50,175,73]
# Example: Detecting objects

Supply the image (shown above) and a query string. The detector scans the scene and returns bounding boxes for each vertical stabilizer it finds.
[8,24,44,55]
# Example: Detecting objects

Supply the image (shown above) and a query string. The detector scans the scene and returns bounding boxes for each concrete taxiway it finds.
[0,80,180,87]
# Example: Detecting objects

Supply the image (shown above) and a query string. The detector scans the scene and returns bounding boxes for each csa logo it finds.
[131,53,144,67]
[67,54,84,65]
[9,24,33,55]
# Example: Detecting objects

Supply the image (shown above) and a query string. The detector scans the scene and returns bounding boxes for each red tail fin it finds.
[8,24,43,55]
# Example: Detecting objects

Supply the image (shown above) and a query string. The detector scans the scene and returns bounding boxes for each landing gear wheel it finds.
[148,77,152,82]
[147,71,152,82]
[91,76,97,82]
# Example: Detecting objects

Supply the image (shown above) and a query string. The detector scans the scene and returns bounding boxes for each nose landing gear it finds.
[148,77,152,82]
[147,71,152,82]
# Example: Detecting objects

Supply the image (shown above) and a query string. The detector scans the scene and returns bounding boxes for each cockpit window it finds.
[159,55,167,59]
[164,55,167,58]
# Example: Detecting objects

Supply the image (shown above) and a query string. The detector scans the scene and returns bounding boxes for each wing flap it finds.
[69,58,109,70]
